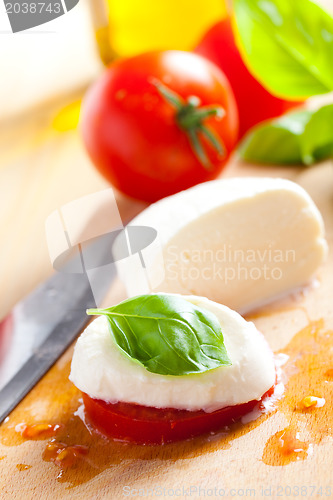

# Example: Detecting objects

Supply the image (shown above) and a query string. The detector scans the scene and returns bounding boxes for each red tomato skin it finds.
[82,386,274,445]
[196,18,303,138]
[81,51,238,203]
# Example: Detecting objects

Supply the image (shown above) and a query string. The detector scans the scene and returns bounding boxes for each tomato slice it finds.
[83,387,274,445]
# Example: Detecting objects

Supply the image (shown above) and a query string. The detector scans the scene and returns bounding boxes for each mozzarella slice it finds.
[114,178,327,313]
[70,295,276,412]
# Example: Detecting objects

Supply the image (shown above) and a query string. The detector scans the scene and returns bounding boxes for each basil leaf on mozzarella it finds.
[87,294,231,376]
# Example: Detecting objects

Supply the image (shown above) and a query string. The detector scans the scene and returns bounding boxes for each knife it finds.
[0,233,117,424]
[0,219,161,423]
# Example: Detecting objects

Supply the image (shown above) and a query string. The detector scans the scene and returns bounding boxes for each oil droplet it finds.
[262,427,309,466]
[16,464,32,471]
[15,423,63,440]
[299,396,325,409]
[43,439,89,469]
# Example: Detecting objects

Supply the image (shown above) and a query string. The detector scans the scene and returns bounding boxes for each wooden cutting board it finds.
[0,125,333,499]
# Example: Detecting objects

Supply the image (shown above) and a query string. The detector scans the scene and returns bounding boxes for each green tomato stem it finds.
[153,80,226,169]
[187,129,211,168]
[200,125,225,157]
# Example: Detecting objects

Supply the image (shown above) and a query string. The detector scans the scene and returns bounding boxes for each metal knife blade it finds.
[0,234,117,424]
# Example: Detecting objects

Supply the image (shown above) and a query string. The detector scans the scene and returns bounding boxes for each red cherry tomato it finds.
[196,18,303,138]
[82,387,274,445]
[81,51,238,203]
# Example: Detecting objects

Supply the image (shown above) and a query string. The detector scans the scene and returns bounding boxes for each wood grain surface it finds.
[0,120,333,499]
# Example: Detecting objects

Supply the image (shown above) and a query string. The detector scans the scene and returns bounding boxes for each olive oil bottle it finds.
[90,0,226,64]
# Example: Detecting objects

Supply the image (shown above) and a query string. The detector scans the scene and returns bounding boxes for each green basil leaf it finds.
[301,104,333,163]
[233,0,333,98]
[238,103,333,165]
[87,294,231,376]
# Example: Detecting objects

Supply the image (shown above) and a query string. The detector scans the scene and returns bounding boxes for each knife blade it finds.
[0,233,117,424]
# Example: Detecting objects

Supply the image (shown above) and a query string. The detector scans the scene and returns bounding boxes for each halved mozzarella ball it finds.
[70,295,275,412]
[114,178,327,313]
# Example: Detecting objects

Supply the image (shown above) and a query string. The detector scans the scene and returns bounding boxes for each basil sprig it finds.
[239,104,333,165]
[87,294,231,376]
[233,0,333,98]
